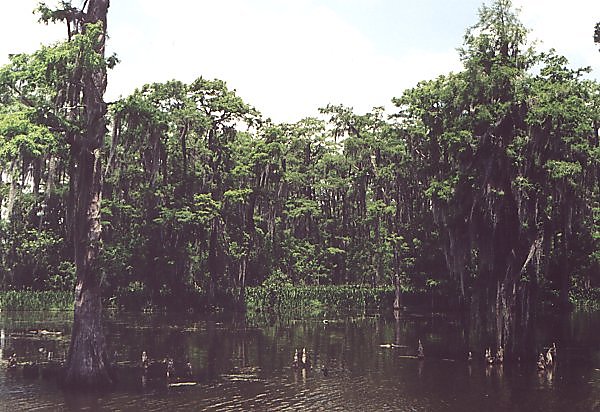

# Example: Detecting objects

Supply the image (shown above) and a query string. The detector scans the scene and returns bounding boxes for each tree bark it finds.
[64,0,113,389]
[4,159,18,221]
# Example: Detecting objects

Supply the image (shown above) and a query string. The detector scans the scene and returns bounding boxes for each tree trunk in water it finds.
[64,0,112,389]
[65,148,112,388]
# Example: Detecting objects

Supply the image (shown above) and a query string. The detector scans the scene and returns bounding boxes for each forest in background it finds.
[0,0,598,334]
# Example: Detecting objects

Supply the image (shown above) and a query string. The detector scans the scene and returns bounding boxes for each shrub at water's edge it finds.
[0,291,73,311]
[245,284,395,316]
[0,285,597,313]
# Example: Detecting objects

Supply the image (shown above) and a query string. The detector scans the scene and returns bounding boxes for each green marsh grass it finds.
[245,284,394,317]
[0,290,73,311]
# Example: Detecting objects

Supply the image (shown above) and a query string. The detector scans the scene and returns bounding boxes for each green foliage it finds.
[0,290,73,311]
[0,108,55,159]
[425,177,458,201]
[545,160,582,181]
[570,287,600,310]
[245,285,394,316]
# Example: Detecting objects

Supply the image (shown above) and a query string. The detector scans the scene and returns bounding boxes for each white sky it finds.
[1,0,599,123]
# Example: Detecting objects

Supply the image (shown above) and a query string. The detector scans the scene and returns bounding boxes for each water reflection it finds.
[0,310,598,411]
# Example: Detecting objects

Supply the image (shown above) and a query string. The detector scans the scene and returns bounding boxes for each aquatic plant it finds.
[0,290,73,311]
[245,284,394,316]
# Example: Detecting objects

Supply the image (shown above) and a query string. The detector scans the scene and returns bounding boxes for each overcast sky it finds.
[1,0,599,122]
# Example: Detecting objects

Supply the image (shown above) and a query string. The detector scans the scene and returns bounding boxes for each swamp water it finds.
[0,310,598,411]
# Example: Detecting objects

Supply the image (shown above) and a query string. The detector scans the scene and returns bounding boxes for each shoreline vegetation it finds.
[0,285,598,313]
[0,291,73,312]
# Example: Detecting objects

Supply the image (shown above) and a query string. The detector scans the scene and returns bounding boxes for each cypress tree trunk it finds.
[65,149,112,387]
[64,0,113,389]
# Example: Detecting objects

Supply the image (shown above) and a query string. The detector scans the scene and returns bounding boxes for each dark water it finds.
[0,310,599,411]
